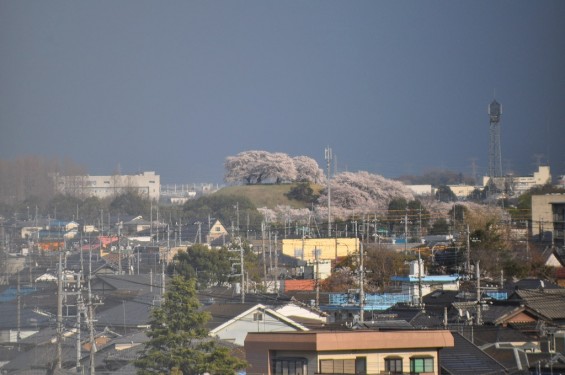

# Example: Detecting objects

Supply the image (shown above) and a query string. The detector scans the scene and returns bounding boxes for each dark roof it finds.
[507,278,560,291]
[2,343,78,372]
[94,274,158,295]
[509,288,565,320]
[284,291,330,306]
[440,332,507,375]
[353,320,414,330]
[478,304,547,326]
[371,306,444,329]
[198,287,292,306]
[0,302,51,329]
[422,290,475,316]
[95,294,157,329]
[202,302,262,330]
[456,325,534,348]
[482,345,530,373]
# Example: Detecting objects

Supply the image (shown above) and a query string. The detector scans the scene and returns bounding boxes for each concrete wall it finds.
[531,194,565,238]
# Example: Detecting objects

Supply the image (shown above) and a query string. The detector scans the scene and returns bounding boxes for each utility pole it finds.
[88,243,96,375]
[466,224,471,274]
[229,238,245,304]
[57,250,63,369]
[235,202,240,237]
[404,208,408,253]
[161,260,166,297]
[359,240,364,323]
[325,147,332,237]
[274,232,279,292]
[315,248,320,308]
[526,220,530,261]
[417,249,423,309]
[118,224,122,275]
[76,271,82,373]
[17,271,21,342]
[261,222,267,280]
[476,260,482,325]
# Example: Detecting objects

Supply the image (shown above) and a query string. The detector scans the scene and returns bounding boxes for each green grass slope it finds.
[213,184,321,209]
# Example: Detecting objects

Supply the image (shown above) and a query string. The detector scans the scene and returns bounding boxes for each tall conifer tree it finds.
[135,276,246,374]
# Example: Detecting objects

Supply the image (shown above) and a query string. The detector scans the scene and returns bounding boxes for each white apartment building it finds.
[55,171,160,201]
[482,165,551,197]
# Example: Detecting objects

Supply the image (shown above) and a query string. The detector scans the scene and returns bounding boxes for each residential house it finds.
[244,330,454,375]
[176,219,231,246]
[204,303,309,346]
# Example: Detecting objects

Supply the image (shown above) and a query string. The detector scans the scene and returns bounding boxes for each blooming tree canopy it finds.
[317,171,415,219]
[293,155,325,183]
[224,150,323,184]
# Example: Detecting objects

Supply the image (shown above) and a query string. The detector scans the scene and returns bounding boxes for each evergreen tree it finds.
[135,276,246,374]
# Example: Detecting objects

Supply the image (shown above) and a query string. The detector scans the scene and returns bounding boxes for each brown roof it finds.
[245,330,454,351]
[283,279,315,292]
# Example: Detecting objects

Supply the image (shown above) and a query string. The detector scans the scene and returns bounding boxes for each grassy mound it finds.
[213,183,322,209]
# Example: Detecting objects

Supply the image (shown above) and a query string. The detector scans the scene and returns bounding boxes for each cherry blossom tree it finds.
[316,171,415,219]
[293,156,325,183]
[225,151,322,184]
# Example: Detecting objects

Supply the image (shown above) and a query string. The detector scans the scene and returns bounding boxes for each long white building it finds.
[55,171,160,201]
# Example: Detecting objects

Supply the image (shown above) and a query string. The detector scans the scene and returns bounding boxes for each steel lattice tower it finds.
[488,99,502,178]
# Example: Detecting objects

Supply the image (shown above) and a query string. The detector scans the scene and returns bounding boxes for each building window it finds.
[410,357,434,374]
[272,357,307,375]
[384,357,403,374]
[320,359,355,374]
[294,248,304,258]
[355,357,366,374]
[253,312,263,321]
[215,226,221,232]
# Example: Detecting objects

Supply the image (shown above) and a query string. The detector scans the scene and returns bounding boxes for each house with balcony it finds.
[244,330,454,375]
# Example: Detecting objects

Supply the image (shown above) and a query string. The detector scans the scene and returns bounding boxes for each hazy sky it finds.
[1,1,564,184]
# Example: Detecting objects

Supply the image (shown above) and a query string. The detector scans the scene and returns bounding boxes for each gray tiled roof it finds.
[511,288,565,320]
[441,332,507,375]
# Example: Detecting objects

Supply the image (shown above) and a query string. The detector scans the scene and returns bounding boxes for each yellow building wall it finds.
[281,238,359,262]
[317,350,439,375]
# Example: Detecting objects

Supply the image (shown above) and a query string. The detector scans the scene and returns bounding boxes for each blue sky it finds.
[1,1,564,184]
